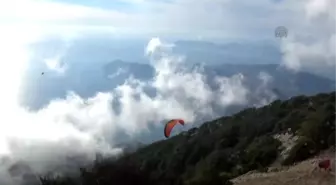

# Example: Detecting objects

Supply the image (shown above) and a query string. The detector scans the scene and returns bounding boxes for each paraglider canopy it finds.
[164,119,185,138]
[274,26,288,38]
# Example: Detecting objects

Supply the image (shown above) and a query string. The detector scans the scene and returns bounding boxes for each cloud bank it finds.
[0,35,255,184]
[280,0,335,77]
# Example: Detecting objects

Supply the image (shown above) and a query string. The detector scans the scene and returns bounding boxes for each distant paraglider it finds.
[275,26,288,39]
[164,119,185,138]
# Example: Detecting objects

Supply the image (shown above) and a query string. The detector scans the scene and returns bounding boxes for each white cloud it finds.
[0,34,252,184]
[0,0,316,39]
[0,0,140,39]
[146,37,174,56]
[107,68,128,79]
[0,0,132,24]
[305,0,332,19]
[254,71,277,107]
[258,71,273,85]
[280,0,335,76]
[44,56,67,74]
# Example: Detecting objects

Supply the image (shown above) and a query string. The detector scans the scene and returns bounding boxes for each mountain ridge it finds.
[103,60,335,97]
[40,91,335,185]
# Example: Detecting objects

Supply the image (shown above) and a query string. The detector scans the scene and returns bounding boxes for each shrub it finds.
[328,131,335,147]
[244,136,281,169]
[282,137,316,165]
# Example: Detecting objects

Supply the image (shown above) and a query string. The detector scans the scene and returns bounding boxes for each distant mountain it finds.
[24,59,333,111]
[103,60,335,100]
[173,40,282,65]
[103,59,154,81]
[20,39,289,110]
[20,60,334,144]
[208,63,335,98]
[20,58,334,144]
[100,60,336,144]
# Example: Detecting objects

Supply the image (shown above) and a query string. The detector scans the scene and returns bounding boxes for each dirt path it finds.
[231,153,335,185]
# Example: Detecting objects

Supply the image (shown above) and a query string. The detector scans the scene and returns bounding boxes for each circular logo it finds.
[275,26,288,38]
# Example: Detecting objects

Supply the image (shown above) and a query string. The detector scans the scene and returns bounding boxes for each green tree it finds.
[282,137,316,165]
[205,150,233,172]
[186,160,232,185]
[328,131,335,147]
[243,136,280,169]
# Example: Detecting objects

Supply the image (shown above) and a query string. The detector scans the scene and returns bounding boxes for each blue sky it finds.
[53,0,140,12]
[0,0,332,74]
[0,0,306,40]
[0,0,333,69]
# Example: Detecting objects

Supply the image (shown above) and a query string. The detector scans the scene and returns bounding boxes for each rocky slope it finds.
[231,149,335,185]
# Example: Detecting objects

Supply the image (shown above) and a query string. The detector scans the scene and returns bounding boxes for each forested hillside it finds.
[41,91,335,185]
